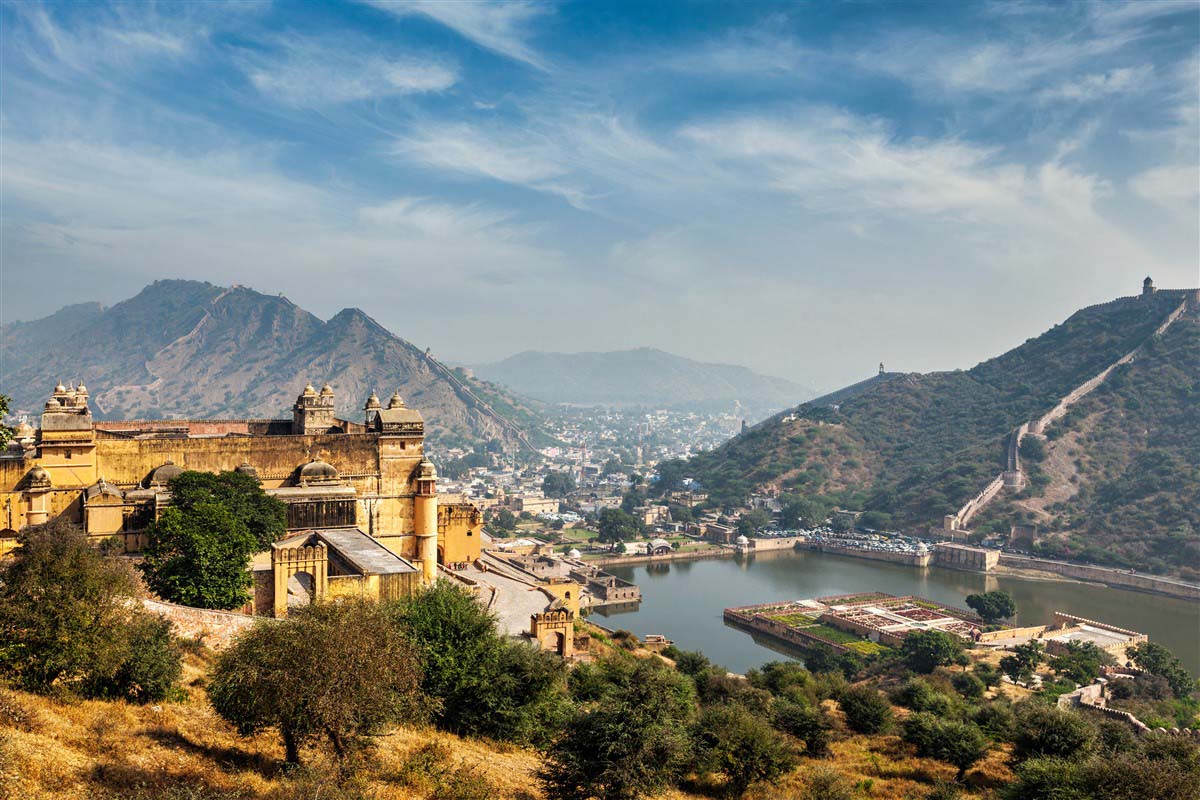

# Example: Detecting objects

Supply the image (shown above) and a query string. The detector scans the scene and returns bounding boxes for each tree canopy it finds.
[0,521,181,701]
[210,600,425,765]
[901,630,964,674]
[597,507,642,543]
[965,590,1017,623]
[140,470,286,609]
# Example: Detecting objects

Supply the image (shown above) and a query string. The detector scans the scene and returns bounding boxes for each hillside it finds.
[0,281,547,451]
[664,289,1199,575]
[0,652,1015,800]
[471,348,812,417]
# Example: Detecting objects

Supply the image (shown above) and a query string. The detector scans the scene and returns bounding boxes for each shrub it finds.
[773,699,830,756]
[540,657,696,800]
[693,703,795,795]
[0,522,149,695]
[838,685,893,734]
[972,701,1016,741]
[951,672,985,700]
[902,712,989,779]
[892,678,957,715]
[800,765,856,800]
[1012,705,1095,763]
[85,612,182,703]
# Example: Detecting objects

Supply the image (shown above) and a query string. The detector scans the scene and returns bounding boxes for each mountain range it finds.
[661,287,1200,577]
[471,348,813,416]
[1,280,544,451]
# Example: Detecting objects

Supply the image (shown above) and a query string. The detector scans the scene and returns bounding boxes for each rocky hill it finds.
[661,288,1199,576]
[0,280,546,451]
[472,347,812,417]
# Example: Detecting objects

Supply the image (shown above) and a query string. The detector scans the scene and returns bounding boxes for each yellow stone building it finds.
[0,382,482,615]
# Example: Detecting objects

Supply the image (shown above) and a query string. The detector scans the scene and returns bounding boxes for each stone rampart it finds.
[141,598,264,649]
[997,554,1200,600]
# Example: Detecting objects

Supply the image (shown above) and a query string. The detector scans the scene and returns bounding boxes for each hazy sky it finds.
[1,1,1196,390]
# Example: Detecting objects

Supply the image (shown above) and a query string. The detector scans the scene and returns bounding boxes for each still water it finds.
[599,549,1200,675]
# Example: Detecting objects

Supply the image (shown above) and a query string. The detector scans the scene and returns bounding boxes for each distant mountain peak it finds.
[1,281,544,449]
[473,347,813,416]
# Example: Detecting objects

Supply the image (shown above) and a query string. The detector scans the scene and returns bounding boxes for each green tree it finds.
[901,630,964,674]
[693,703,795,795]
[597,508,642,543]
[1000,641,1043,683]
[1048,641,1112,685]
[141,501,257,609]
[391,581,570,745]
[541,658,696,800]
[209,600,425,765]
[0,522,182,701]
[495,508,518,531]
[166,471,286,549]
[838,684,893,734]
[139,470,286,609]
[543,471,577,498]
[0,394,14,448]
[965,590,1017,624]
[0,521,136,693]
[1128,642,1195,699]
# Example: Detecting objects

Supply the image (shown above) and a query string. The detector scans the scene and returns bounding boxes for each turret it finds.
[364,390,382,426]
[292,380,335,435]
[1143,276,1156,296]
[414,459,439,585]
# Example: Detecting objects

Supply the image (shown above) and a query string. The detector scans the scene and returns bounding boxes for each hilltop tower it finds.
[413,458,438,584]
[1143,276,1156,297]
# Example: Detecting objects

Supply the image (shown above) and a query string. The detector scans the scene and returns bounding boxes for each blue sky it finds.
[1,0,1196,389]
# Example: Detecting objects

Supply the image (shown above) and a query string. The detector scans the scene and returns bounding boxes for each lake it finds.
[599,549,1200,675]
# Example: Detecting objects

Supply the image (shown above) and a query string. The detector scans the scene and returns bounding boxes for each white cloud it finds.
[357,197,515,237]
[361,0,550,69]
[1038,65,1152,102]
[393,124,589,206]
[0,136,564,313]
[1130,165,1200,207]
[681,111,1028,218]
[240,37,457,107]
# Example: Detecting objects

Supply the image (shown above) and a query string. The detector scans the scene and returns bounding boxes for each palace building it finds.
[0,382,482,616]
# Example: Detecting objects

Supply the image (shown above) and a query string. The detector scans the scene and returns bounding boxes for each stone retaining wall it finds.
[142,598,264,649]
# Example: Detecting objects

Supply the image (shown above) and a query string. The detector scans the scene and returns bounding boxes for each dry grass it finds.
[1,648,1013,800]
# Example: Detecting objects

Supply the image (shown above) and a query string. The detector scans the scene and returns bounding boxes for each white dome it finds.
[567,548,582,559]
[735,534,750,545]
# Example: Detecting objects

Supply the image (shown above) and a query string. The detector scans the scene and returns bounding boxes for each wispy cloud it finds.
[361,0,550,69]
[393,123,588,206]
[238,35,457,107]
[1038,65,1152,102]
[357,196,515,237]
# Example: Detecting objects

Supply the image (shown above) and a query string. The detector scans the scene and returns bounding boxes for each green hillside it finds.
[659,290,1198,575]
